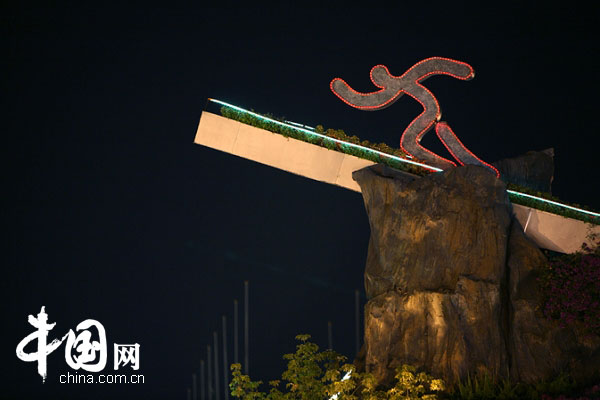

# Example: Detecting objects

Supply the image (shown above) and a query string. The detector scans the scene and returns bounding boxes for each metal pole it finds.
[222,315,229,400]
[193,373,197,400]
[234,299,239,364]
[207,346,213,400]
[355,289,360,355]
[327,321,333,350]
[187,387,192,400]
[200,360,206,400]
[214,331,220,400]
[244,281,249,375]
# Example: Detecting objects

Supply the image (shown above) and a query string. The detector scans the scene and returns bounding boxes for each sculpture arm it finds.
[329,77,403,110]
[402,57,475,83]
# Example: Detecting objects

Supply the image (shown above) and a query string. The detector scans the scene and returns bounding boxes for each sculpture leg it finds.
[435,122,499,177]
[401,88,456,170]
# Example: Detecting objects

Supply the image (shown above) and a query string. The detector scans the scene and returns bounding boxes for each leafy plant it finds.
[385,364,445,400]
[444,371,591,400]
[229,335,444,400]
[230,334,355,400]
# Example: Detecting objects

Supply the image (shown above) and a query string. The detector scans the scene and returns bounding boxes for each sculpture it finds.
[330,57,499,176]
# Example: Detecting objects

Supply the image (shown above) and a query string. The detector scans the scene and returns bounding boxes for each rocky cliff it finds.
[352,164,599,386]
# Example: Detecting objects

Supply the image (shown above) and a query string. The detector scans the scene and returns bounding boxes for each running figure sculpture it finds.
[330,57,498,176]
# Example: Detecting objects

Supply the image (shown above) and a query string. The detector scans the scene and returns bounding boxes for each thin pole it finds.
[222,315,229,400]
[214,331,220,400]
[244,281,249,375]
[193,373,197,400]
[200,360,206,400]
[234,299,239,364]
[327,321,333,350]
[187,387,192,400]
[355,289,360,355]
[207,346,213,400]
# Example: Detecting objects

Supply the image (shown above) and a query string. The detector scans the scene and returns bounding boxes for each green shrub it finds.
[229,335,444,400]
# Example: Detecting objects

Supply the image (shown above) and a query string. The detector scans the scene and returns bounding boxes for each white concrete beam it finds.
[194,111,375,192]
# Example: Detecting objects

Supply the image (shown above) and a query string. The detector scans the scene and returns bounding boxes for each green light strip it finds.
[208,98,600,219]
[209,98,442,172]
[506,190,599,218]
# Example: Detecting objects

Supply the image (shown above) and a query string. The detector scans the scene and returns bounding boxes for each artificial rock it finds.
[352,163,599,386]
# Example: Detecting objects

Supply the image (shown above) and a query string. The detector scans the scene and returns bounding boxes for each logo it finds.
[16,306,140,382]
[114,343,140,370]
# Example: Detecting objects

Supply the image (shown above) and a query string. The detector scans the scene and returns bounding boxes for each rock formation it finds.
[352,163,599,386]
[492,148,554,193]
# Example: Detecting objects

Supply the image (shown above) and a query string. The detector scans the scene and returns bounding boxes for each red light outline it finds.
[330,57,498,173]
[435,122,500,177]
[402,90,457,167]
[329,57,474,111]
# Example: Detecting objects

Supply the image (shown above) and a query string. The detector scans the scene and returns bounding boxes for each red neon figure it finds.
[330,57,498,176]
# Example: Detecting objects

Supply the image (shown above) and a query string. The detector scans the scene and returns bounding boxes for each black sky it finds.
[2,3,599,400]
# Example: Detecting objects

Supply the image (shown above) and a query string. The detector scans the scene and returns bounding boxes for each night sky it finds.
[2,3,599,399]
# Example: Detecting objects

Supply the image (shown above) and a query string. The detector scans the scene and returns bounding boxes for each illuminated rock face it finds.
[353,164,599,385]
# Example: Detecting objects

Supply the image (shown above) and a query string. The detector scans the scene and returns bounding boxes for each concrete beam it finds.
[512,204,598,254]
[194,111,375,192]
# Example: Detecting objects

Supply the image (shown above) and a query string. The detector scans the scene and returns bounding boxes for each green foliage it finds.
[446,372,529,400]
[230,364,266,400]
[218,105,598,225]
[229,335,444,400]
[443,370,593,400]
[230,334,355,400]
[393,369,588,400]
[385,365,445,400]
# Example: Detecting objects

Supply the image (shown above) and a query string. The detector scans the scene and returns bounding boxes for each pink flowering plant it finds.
[540,235,600,336]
